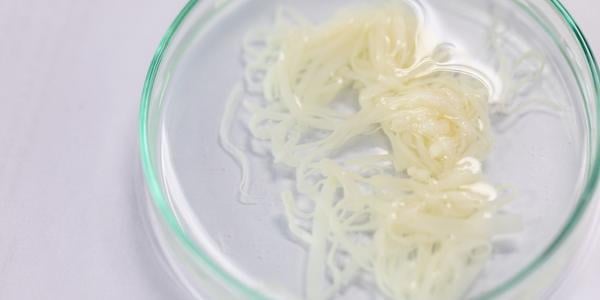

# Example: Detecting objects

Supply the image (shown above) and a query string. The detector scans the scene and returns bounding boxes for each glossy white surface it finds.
[0,0,597,299]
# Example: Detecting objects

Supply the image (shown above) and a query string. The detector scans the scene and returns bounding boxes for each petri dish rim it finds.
[138,0,600,299]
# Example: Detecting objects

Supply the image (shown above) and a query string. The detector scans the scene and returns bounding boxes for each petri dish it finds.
[139,0,600,299]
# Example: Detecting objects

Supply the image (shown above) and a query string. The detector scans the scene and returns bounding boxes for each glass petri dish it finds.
[138,0,600,299]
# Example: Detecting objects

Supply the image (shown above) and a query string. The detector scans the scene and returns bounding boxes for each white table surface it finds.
[0,0,598,299]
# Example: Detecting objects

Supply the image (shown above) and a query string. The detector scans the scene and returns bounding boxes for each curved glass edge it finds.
[478,0,600,299]
[139,0,266,299]
[138,0,600,299]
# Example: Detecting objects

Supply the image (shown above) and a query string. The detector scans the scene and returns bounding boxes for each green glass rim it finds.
[138,0,600,299]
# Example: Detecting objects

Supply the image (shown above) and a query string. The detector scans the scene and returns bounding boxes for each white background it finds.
[0,0,598,299]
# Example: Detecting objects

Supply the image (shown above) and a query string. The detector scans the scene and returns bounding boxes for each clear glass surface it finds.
[139,0,600,299]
